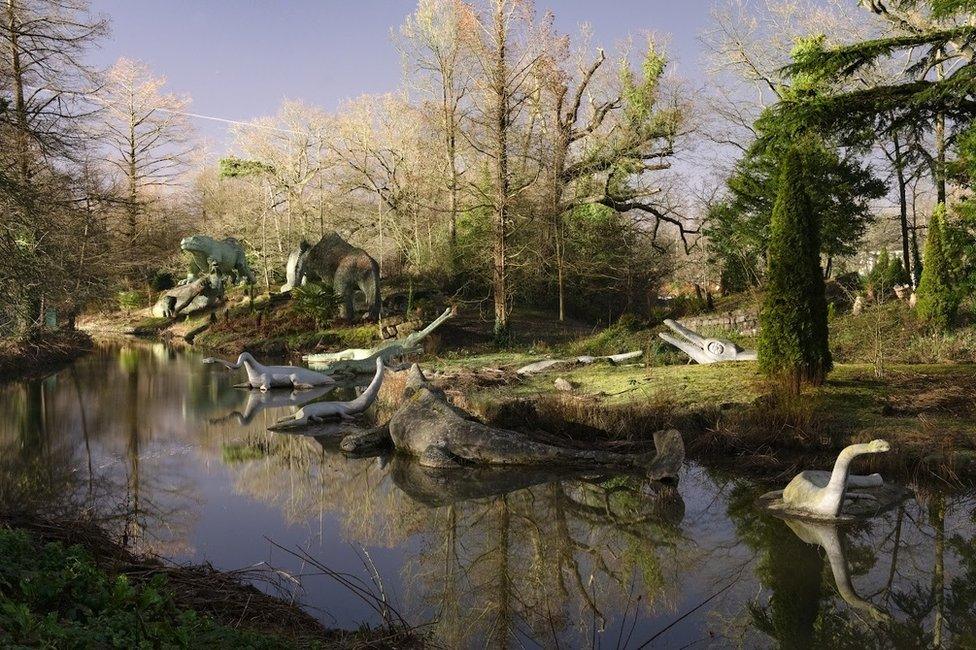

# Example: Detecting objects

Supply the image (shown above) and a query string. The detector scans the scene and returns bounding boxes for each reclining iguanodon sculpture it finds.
[658,319,756,364]
[203,352,336,390]
[270,358,385,430]
[340,364,684,479]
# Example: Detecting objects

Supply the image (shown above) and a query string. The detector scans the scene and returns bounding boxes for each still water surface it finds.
[1,341,974,648]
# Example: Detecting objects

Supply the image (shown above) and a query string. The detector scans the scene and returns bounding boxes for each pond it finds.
[1,341,973,648]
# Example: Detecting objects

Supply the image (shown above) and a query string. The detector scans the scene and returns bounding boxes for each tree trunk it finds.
[7,0,28,182]
[934,57,947,205]
[893,134,913,285]
[490,0,509,337]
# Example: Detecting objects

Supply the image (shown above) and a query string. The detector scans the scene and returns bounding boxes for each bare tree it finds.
[97,58,194,246]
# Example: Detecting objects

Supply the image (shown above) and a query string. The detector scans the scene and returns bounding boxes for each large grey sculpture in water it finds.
[179,235,254,286]
[203,352,336,391]
[781,517,891,622]
[280,232,380,321]
[304,307,454,374]
[341,364,684,478]
[271,358,385,430]
[761,440,905,519]
[658,319,756,364]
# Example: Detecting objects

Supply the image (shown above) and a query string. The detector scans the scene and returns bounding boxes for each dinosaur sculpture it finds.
[203,352,336,391]
[152,267,224,318]
[270,358,385,430]
[760,440,906,519]
[304,307,455,374]
[516,350,643,375]
[209,385,332,425]
[658,319,757,364]
[280,232,380,321]
[341,364,684,478]
[781,517,891,622]
[179,235,254,286]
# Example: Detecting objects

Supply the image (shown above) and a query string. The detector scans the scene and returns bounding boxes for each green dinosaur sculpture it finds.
[179,235,254,286]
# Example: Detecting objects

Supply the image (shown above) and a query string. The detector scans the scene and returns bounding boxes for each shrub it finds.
[916,203,960,331]
[289,282,339,328]
[758,145,832,390]
[149,270,175,292]
[116,290,144,313]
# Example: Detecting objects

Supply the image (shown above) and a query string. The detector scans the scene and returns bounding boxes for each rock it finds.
[909,292,917,308]
[554,377,573,392]
[852,295,864,315]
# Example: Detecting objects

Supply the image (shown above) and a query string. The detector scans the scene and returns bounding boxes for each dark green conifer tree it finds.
[758,145,832,390]
[915,204,959,330]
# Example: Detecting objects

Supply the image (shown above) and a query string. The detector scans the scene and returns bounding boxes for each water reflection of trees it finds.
[214,427,693,647]
[723,477,976,648]
[0,343,200,557]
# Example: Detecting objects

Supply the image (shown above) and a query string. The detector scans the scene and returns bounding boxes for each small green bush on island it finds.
[289,282,340,329]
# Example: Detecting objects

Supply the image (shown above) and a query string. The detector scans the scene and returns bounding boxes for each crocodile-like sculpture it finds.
[658,319,756,364]
[203,352,336,391]
[280,232,380,321]
[179,234,254,286]
[209,385,332,425]
[304,307,455,374]
[270,358,385,430]
[781,517,891,622]
[760,440,907,519]
[342,364,684,478]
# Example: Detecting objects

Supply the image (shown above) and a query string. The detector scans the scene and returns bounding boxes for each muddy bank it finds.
[0,330,94,381]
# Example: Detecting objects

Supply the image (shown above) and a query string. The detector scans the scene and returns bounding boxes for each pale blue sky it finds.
[88,1,717,149]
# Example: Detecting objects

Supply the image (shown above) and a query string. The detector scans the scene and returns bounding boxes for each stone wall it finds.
[679,310,759,336]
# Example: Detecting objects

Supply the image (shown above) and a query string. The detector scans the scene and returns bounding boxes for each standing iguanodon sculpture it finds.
[658,319,756,364]
[270,358,385,429]
[179,235,254,286]
[203,352,336,390]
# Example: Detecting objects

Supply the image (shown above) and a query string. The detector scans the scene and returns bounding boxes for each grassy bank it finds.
[0,330,93,381]
[0,512,417,649]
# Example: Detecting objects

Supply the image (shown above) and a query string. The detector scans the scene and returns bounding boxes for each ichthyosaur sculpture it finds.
[658,319,756,364]
[340,364,684,478]
[760,440,908,519]
[203,352,336,391]
[270,357,385,430]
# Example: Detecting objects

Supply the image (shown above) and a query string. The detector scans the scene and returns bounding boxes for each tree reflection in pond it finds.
[1,341,975,647]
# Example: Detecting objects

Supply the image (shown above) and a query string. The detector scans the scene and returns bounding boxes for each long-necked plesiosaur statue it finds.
[270,358,385,430]
[762,440,898,519]
[203,352,336,391]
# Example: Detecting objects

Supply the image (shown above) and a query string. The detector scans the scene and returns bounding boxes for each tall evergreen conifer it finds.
[758,146,832,390]
[915,203,958,330]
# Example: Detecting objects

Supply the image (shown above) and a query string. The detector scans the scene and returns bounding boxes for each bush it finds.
[116,290,144,313]
[0,529,292,648]
[916,204,960,331]
[289,282,339,328]
[864,249,910,295]
[758,145,832,390]
[149,270,175,292]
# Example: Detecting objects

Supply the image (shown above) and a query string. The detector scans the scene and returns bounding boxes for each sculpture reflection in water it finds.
[209,385,333,426]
